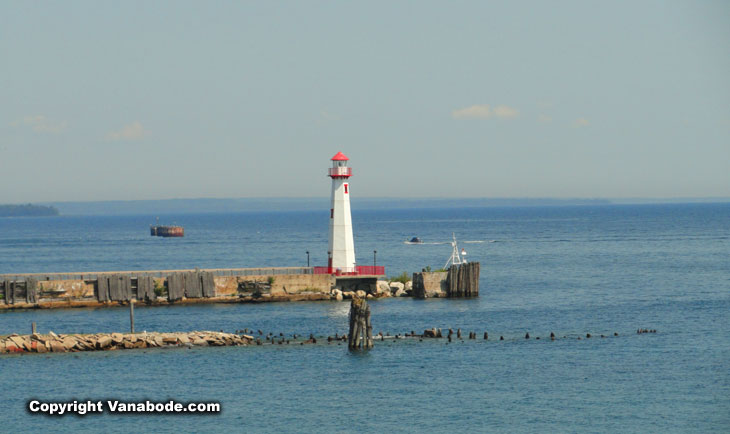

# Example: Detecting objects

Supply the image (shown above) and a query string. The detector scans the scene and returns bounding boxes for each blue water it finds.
[1,204,729,432]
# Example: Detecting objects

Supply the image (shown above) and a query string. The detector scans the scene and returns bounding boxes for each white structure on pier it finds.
[327,152,356,271]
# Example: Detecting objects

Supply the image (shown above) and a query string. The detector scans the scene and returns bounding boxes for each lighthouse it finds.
[328,152,356,272]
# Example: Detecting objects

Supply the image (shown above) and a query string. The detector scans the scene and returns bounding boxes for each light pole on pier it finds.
[373,250,377,268]
[306,251,310,267]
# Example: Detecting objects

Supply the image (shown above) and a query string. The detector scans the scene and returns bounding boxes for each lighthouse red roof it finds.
[331,152,349,161]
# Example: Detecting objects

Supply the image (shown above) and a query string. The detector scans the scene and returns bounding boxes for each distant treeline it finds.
[0,204,59,217]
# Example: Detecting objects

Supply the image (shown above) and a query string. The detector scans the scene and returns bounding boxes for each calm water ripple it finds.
[1,203,729,432]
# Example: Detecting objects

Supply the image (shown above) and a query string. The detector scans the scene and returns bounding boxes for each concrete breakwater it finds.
[0,267,360,310]
[0,262,479,310]
[1,331,253,354]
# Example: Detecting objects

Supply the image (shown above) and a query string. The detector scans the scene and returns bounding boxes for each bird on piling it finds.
[484,332,488,340]
[457,329,462,339]
[550,332,555,341]
[525,332,530,339]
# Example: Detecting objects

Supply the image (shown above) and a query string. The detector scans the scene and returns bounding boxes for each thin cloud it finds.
[538,114,552,123]
[452,104,492,119]
[452,104,519,120]
[11,115,67,133]
[574,118,590,127]
[493,105,519,119]
[106,121,145,141]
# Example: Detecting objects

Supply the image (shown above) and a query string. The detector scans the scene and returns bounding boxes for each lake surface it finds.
[1,203,729,432]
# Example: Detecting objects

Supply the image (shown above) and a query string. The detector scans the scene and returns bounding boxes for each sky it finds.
[1,1,729,203]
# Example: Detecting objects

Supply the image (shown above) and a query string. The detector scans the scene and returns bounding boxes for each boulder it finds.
[9,336,25,348]
[332,289,343,301]
[405,281,413,291]
[376,281,391,293]
[342,291,355,299]
[394,288,407,297]
[111,333,124,344]
[62,337,78,351]
[355,290,367,298]
[423,328,439,338]
[96,336,112,349]
[50,342,66,352]
[389,282,405,293]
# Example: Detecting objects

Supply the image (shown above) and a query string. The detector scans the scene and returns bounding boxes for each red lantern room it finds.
[328,152,352,178]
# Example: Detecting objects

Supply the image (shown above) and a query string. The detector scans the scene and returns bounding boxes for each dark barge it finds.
[150,225,184,237]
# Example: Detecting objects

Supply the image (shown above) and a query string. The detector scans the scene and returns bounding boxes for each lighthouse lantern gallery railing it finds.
[327,167,352,177]
[313,266,384,276]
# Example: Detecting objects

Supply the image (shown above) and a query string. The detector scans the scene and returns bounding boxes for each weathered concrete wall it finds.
[217,274,334,297]
[335,277,377,294]
[412,271,448,299]
[39,280,95,298]
[0,270,335,309]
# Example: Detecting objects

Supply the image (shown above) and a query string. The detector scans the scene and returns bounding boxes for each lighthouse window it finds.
[330,208,334,218]
[344,184,348,194]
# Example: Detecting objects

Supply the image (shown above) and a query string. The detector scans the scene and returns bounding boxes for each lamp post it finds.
[373,250,377,268]
[306,250,310,267]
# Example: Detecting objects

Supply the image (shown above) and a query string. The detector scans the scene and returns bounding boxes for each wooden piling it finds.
[32,322,36,334]
[445,262,480,297]
[130,300,135,334]
[348,298,373,350]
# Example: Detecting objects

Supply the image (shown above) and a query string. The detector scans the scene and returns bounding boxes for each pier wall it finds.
[412,262,480,298]
[0,267,338,310]
[412,271,448,298]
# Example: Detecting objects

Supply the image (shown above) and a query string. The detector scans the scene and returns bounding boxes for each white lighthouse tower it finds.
[328,152,356,272]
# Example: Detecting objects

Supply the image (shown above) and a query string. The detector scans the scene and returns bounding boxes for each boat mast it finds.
[444,232,466,269]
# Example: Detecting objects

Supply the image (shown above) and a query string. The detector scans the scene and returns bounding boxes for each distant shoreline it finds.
[25,197,729,216]
[0,204,59,218]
